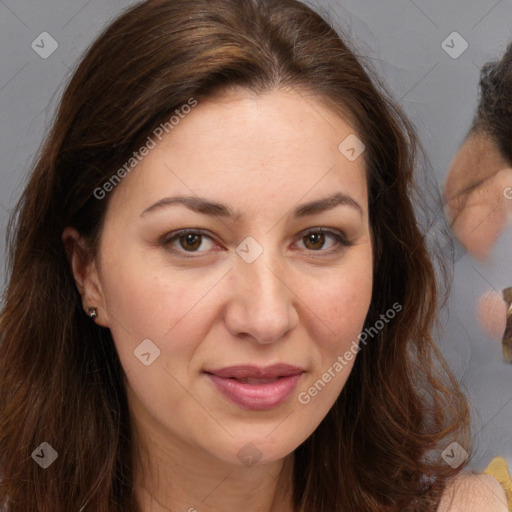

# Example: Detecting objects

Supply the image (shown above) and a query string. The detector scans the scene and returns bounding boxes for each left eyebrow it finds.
[140,192,363,220]
[292,192,363,219]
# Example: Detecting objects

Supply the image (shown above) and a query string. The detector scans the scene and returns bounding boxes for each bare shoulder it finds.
[437,473,509,512]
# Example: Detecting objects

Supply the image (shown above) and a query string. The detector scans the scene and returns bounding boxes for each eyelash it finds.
[159,227,353,259]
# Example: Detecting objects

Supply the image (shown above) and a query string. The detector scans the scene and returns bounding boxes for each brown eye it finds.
[296,228,352,256]
[179,233,202,251]
[161,229,216,256]
[303,232,327,250]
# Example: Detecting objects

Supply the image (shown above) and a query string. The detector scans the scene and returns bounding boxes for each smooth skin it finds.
[437,473,508,512]
[63,89,505,511]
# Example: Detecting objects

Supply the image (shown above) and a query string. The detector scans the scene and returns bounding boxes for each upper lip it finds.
[205,364,304,379]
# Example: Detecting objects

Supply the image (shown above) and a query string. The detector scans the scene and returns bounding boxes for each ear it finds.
[62,226,110,328]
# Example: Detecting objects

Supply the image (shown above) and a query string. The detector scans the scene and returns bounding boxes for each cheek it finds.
[100,246,219,339]
[100,258,214,412]
[295,267,372,413]
[97,254,200,387]
[303,258,373,354]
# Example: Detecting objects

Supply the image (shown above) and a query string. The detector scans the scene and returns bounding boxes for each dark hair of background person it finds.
[0,0,471,510]
[471,41,512,164]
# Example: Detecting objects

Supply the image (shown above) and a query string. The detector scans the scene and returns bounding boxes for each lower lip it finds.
[206,373,303,410]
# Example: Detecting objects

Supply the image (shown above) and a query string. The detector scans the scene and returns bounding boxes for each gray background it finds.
[1,0,511,474]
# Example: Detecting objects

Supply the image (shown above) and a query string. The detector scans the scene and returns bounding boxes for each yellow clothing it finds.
[483,456,512,510]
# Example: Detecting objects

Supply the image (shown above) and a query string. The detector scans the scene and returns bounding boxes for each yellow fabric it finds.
[483,456,512,510]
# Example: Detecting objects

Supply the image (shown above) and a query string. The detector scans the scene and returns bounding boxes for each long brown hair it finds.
[0,0,471,510]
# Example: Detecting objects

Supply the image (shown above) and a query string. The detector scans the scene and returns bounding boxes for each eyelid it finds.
[160,227,353,258]
[300,227,350,244]
[159,228,219,257]
[297,227,353,257]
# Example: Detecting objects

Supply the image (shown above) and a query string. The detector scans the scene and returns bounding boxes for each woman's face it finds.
[85,89,373,466]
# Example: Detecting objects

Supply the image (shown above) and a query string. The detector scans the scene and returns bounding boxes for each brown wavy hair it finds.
[0,0,471,510]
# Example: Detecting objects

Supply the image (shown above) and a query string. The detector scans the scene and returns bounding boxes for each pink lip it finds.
[204,364,304,410]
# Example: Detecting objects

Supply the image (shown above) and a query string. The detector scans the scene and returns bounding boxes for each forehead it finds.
[106,89,368,218]
[160,88,361,162]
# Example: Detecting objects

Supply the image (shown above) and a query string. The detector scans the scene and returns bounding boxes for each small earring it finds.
[87,307,98,319]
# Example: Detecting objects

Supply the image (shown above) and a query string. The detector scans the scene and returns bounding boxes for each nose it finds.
[224,249,299,345]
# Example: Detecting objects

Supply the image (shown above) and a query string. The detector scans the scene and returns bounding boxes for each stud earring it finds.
[87,307,98,319]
